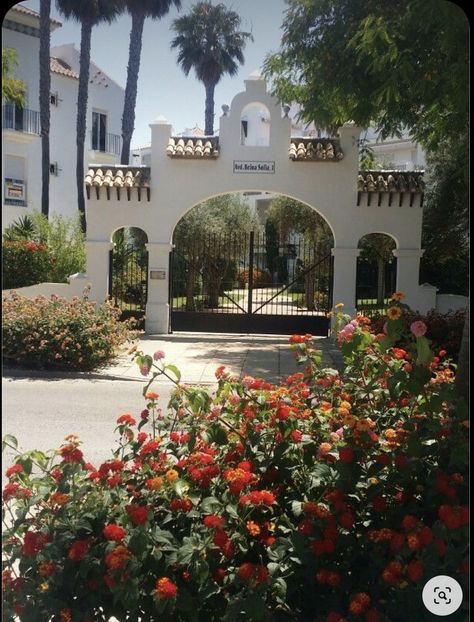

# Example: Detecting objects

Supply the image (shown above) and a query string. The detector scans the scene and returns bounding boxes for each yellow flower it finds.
[386,306,402,320]
[39,582,49,592]
[391,292,405,301]
[165,469,179,483]
[335,302,344,309]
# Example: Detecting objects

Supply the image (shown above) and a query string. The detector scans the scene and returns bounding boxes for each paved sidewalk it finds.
[94,332,344,385]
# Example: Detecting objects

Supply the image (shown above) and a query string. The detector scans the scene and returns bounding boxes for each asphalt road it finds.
[2,376,177,478]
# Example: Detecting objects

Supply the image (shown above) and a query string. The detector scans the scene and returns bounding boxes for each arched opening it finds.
[169,192,334,335]
[109,226,149,326]
[240,102,271,146]
[356,233,397,316]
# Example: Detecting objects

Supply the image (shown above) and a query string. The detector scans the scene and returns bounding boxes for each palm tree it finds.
[171,2,253,136]
[120,0,181,165]
[55,0,123,233]
[39,0,51,219]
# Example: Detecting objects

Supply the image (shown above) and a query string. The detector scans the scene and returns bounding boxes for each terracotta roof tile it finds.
[358,171,424,193]
[166,136,219,158]
[10,4,62,26]
[289,138,344,161]
[50,57,79,79]
[84,166,150,188]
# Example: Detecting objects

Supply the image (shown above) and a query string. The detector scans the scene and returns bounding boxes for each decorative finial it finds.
[221,104,230,116]
[283,105,291,118]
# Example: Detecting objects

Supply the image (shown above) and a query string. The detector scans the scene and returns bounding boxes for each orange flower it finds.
[387,306,402,320]
[105,545,132,570]
[391,291,405,301]
[145,391,159,400]
[165,469,179,483]
[246,521,261,536]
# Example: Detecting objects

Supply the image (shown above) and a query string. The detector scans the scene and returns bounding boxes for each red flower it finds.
[339,447,355,463]
[126,505,149,525]
[5,464,23,478]
[407,560,423,582]
[59,443,83,464]
[3,482,20,502]
[203,515,226,529]
[339,512,355,529]
[22,531,50,556]
[103,524,127,542]
[154,577,178,600]
[238,562,268,586]
[372,495,387,512]
[105,545,132,570]
[213,568,226,584]
[68,538,91,561]
[116,413,136,426]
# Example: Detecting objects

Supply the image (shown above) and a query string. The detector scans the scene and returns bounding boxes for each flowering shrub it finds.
[237,267,272,287]
[2,298,469,621]
[2,240,51,289]
[369,308,466,363]
[2,291,137,371]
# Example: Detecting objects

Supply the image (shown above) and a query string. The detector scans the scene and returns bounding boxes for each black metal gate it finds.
[109,244,148,326]
[170,230,333,335]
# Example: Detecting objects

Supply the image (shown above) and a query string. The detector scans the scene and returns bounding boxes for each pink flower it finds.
[241,376,255,388]
[153,350,165,361]
[410,320,427,338]
[139,365,150,376]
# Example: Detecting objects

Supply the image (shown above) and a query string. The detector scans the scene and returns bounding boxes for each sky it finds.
[16,0,289,147]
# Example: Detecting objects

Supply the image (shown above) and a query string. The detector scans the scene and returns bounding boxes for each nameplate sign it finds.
[150,269,166,280]
[233,160,275,174]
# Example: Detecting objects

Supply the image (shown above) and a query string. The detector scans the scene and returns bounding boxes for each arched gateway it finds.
[84,75,434,334]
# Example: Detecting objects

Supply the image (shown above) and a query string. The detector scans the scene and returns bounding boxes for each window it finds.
[4,156,26,205]
[50,92,59,106]
[92,111,107,151]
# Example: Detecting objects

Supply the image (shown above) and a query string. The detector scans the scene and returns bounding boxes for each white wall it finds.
[86,76,434,332]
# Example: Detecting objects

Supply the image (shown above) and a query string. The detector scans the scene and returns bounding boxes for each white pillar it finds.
[145,242,173,334]
[392,248,424,311]
[85,240,114,304]
[331,247,361,318]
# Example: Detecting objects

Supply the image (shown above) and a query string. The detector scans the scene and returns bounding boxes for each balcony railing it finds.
[90,131,122,156]
[2,103,40,135]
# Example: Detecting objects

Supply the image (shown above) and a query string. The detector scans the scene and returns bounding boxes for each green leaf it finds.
[165,364,181,382]
[2,434,18,452]
[416,335,433,365]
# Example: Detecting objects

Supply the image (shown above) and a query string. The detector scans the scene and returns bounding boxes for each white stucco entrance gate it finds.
[84,75,434,335]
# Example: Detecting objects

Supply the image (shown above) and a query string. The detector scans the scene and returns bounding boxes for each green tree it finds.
[2,48,26,105]
[263,0,468,152]
[171,2,253,135]
[358,233,396,305]
[420,135,469,296]
[120,0,181,165]
[55,0,123,233]
[266,196,333,310]
[173,194,257,310]
[40,0,51,219]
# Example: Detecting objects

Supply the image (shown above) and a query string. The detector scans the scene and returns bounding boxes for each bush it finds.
[370,308,466,363]
[2,211,86,286]
[2,291,138,371]
[237,267,272,287]
[2,298,469,621]
[2,240,51,289]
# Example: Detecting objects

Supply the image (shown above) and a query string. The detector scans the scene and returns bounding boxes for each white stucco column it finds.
[145,242,173,334]
[331,247,361,318]
[85,240,114,304]
[392,248,426,311]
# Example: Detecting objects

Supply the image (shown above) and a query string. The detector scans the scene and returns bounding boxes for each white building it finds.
[2,4,124,228]
[362,126,426,171]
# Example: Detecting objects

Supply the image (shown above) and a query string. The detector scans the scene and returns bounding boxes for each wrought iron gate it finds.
[109,244,148,326]
[170,230,333,335]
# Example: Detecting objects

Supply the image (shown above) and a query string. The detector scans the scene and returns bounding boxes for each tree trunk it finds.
[76,20,93,233]
[204,82,215,135]
[454,307,469,405]
[121,11,145,165]
[304,266,316,311]
[39,0,51,219]
[376,256,385,304]
[185,264,196,312]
